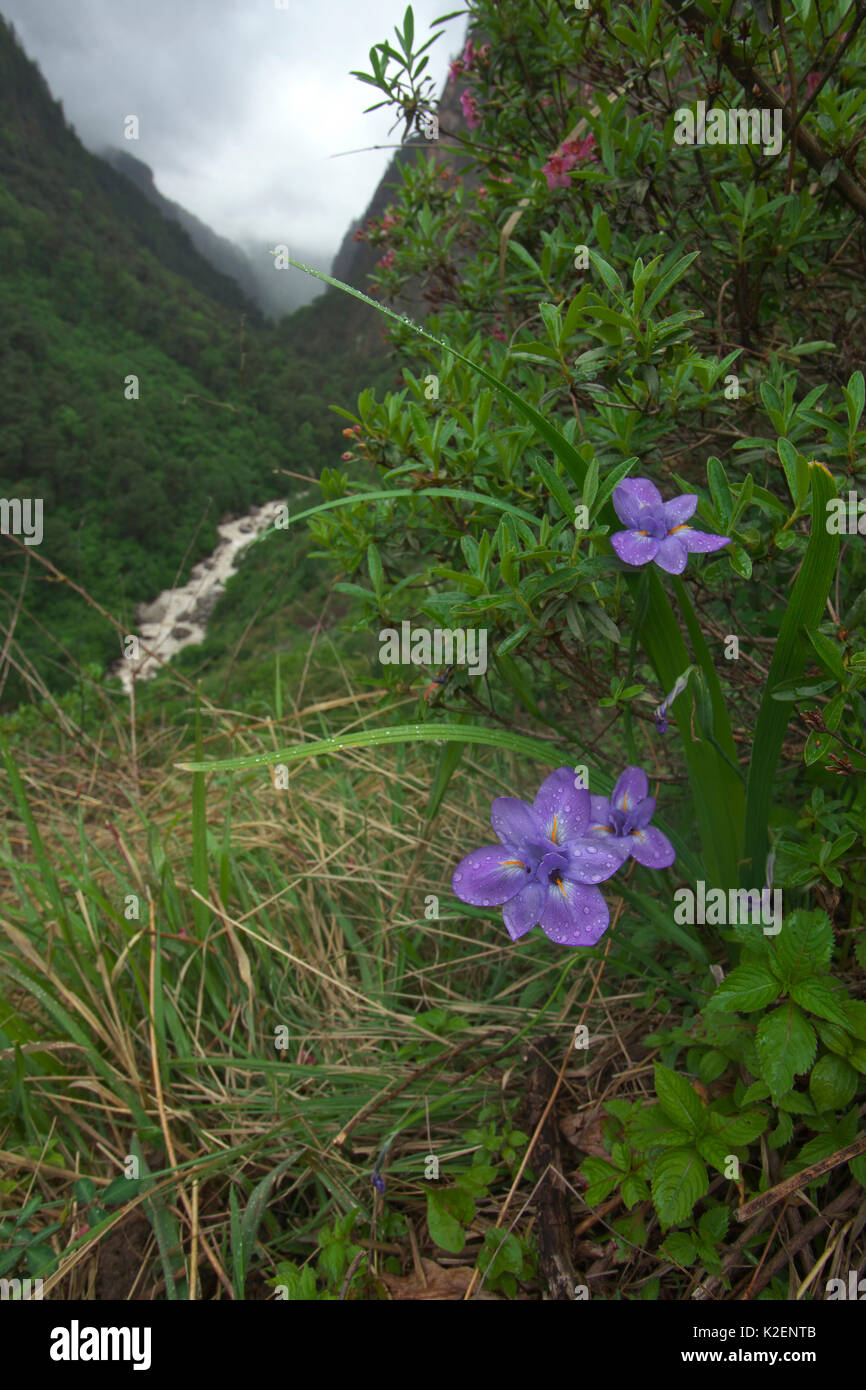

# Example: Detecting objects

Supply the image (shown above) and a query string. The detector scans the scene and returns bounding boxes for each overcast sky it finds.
[1,0,466,270]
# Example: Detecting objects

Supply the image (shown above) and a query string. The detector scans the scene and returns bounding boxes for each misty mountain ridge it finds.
[100,145,329,320]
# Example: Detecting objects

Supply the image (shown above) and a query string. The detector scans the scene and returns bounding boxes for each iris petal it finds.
[588,794,612,828]
[612,767,649,816]
[678,528,731,553]
[653,535,689,574]
[539,880,610,946]
[565,837,625,883]
[629,825,676,869]
[502,881,547,939]
[491,796,542,849]
[662,494,698,528]
[628,795,656,831]
[613,478,663,527]
[452,846,530,906]
[611,529,660,567]
[532,768,589,843]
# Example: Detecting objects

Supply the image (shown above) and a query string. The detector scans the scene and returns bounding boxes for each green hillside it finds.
[0,14,397,707]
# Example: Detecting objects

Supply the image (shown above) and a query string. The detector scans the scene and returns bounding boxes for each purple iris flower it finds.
[610,478,730,575]
[588,767,676,869]
[452,768,624,947]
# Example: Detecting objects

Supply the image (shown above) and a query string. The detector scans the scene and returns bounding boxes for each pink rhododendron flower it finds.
[377,248,395,269]
[462,38,475,69]
[542,155,573,190]
[562,133,598,163]
[542,133,597,189]
[449,59,463,83]
[461,90,480,129]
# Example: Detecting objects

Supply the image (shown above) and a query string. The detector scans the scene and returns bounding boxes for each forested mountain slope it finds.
[0,15,399,705]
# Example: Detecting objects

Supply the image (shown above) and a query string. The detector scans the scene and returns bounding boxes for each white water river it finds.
[113,499,287,693]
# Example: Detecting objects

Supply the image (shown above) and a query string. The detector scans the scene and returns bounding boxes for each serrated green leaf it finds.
[708,1110,767,1145]
[756,1004,817,1099]
[651,1147,709,1228]
[654,1063,706,1135]
[843,1001,866,1041]
[741,1080,771,1104]
[580,1156,621,1205]
[699,1206,729,1242]
[773,909,833,981]
[849,1154,866,1186]
[769,1111,794,1149]
[790,977,850,1028]
[775,1089,815,1114]
[628,1105,691,1153]
[660,1231,697,1266]
[621,1173,650,1208]
[809,1054,858,1113]
[696,1131,735,1172]
[814,1018,853,1057]
[710,962,782,1012]
[698,1049,730,1084]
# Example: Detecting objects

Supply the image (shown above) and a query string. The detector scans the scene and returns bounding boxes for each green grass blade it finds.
[741,463,839,886]
[425,739,467,823]
[633,569,743,888]
[0,735,68,927]
[272,486,542,533]
[191,686,208,937]
[176,721,587,776]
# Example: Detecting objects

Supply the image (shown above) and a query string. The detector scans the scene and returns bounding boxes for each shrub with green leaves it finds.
[184,0,866,1290]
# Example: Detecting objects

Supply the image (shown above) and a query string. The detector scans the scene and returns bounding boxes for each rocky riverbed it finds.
[113,500,287,693]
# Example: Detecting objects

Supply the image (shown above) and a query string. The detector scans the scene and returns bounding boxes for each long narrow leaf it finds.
[632,570,743,888]
[191,688,208,937]
[272,486,542,534]
[286,261,587,488]
[177,722,583,776]
[741,463,839,886]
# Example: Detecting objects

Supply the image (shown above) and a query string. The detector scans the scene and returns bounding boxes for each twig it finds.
[735,1133,866,1221]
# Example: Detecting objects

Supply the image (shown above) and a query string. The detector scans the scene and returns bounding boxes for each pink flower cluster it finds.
[450,37,490,83]
[781,70,823,102]
[805,70,822,97]
[461,90,481,130]
[541,133,597,190]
